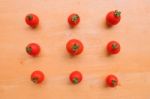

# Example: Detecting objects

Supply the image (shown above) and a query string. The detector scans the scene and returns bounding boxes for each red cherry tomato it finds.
[68,13,80,27]
[107,41,120,54]
[106,10,121,26]
[106,74,118,87]
[69,71,82,84]
[25,13,39,28]
[31,70,45,84]
[26,43,40,56]
[66,39,84,56]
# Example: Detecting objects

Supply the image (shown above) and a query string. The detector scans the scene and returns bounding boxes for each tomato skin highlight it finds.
[107,41,120,54]
[106,74,118,87]
[68,13,80,27]
[26,43,40,56]
[25,13,39,28]
[106,10,121,26]
[66,39,84,56]
[69,71,82,84]
[31,70,45,84]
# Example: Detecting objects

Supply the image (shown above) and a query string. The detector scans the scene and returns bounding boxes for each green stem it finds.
[114,10,121,17]
[72,44,79,51]
[112,80,117,86]
[26,47,32,53]
[112,43,118,49]
[32,77,38,83]
[73,78,79,84]
[71,15,79,22]
[27,15,33,20]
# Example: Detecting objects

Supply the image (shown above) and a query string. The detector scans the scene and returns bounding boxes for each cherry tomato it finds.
[106,10,121,26]
[31,70,45,84]
[68,13,80,27]
[106,74,118,87]
[69,71,82,84]
[107,41,120,54]
[66,39,84,56]
[26,43,40,56]
[25,13,39,28]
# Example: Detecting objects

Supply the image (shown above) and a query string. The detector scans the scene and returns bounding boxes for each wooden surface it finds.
[0,0,150,99]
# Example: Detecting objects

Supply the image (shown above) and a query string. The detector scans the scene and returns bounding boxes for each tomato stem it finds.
[26,47,32,53]
[112,80,117,86]
[27,15,33,20]
[71,15,79,22]
[73,78,79,84]
[112,43,118,49]
[32,77,38,84]
[72,44,79,51]
[114,10,121,17]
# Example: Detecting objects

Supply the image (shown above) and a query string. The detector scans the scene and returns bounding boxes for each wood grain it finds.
[0,0,150,99]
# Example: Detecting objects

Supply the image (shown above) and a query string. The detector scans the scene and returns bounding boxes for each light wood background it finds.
[0,0,150,99]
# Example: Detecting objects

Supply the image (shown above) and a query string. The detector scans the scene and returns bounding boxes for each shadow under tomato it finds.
[102,47,112,57]
[101,19,113,29]
[24,24,42,31]
[66,53,80,59]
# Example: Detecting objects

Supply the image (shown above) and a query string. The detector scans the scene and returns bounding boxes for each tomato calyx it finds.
[72,44,79,51]
[71,14,79,22]
[111,80,117,86]
[73,78,79,84]
[26,47,32,53]
[112,43,118,50]
[27,15,33,20]
[32,77,39,84]
[114,10,121,17]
